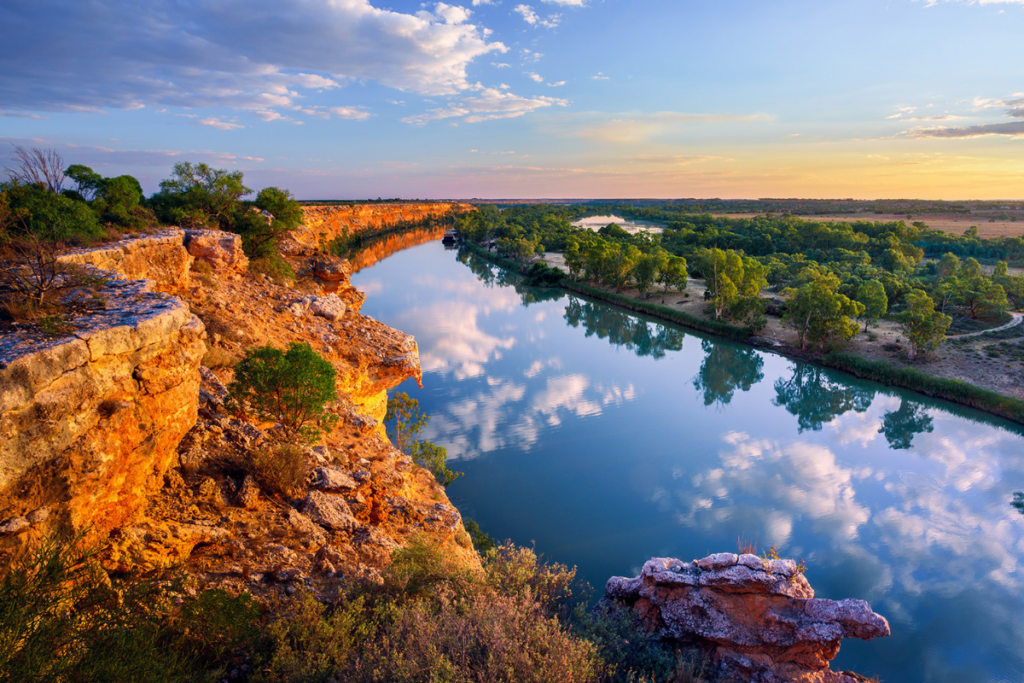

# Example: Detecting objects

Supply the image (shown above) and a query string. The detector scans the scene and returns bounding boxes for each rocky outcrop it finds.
[292,202,475,250]
[57,229,194,295]
[605,554,890,683]
[182,230,249,273]
[0,276,205,553]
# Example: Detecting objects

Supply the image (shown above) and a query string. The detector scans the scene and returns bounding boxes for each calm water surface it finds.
[572,214,665,234]
[352,240,1024,683]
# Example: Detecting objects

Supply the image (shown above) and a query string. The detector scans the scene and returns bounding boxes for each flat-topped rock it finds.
[606,553,890,683]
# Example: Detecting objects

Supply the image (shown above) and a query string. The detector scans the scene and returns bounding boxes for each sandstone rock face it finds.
[0,260,205,555]
[183,230,249,272]
[605,554,890,683]
[294,203,475,251]
[57,229,193,295]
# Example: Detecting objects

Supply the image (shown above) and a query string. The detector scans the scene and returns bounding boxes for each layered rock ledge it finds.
[606,553,890,683]
[293,202,475,250]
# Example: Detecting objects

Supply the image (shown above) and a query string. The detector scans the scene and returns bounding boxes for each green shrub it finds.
[227,342,339,443]
[249,252,296,283]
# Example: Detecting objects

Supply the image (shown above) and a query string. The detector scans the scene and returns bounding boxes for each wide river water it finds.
[351,239,1024,683]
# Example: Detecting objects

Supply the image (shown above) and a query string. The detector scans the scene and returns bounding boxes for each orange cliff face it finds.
[292,202,476,250]
[0,231,479,582]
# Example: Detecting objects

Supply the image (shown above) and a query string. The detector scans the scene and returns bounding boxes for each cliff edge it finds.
[0,226,477,590]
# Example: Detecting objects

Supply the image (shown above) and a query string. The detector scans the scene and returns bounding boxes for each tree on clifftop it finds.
[151,161,251,229]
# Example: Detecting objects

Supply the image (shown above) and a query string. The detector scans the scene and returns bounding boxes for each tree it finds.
[632,250,666,299]
[228,186,305,258]
[657,255,687,293]
[64,164,104,201]
[782,269,864,350]
[386,392,463,487]
[936,252,960,281]
[563,238,584,281]
[855,279,888,331]
[5,146,66,193]
[152,161,252,229]
[957,276,1008,320]
[227,342,339,443]
[895,289,952,359]
[697,247,740,320]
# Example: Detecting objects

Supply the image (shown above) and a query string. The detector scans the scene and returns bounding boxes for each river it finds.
[351,239,1024,683]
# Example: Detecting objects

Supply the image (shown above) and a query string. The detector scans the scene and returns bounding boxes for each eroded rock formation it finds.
[606,554,890,683]
[292,202,475,250]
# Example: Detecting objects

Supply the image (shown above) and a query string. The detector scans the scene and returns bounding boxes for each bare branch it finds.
[6,145,66,194]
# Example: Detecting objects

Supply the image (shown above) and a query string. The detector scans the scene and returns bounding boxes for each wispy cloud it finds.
[329,106,372,120]
[592,72,610,80]
[199,117,244,130]
[514,4,561,27]
[402,86,567,124]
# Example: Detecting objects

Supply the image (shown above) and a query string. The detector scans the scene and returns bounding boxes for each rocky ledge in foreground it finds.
[606,553,890,683]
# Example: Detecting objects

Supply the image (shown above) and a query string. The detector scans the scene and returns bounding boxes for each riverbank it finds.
[463,241,1024,426]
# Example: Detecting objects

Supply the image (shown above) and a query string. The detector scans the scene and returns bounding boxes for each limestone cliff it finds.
[0,225,476,586]
[292,202,475,250]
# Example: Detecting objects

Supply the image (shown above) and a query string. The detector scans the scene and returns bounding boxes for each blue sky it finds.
[1,0,1022,199]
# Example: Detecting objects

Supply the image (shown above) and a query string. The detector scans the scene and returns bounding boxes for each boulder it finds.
[301,491,359,532]
[605,554,890,683]
[311,256,353,283]
[307,294,347,321]
[311,466,358,492]
[183,230,249,273]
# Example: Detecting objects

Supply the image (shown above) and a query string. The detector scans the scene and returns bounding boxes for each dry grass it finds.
[249,442,309,498]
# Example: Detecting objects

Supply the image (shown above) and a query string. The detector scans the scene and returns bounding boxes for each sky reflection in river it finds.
[352,240,1024,683]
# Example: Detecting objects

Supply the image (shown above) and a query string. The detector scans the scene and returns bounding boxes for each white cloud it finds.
[402,85,567,124]
[592,72,610,80]
[527,72,544,82]
[0,0,507,117]
[329,106,373,120]
[514,4,561,27]
[198,117,244,130]
[433,2,472,24]
[547,80,566,87]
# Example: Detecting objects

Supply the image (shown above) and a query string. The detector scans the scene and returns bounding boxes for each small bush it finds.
[0,534,261,683]
[250,253,296,284]
[250,442,310,498]
[227,342,339,443]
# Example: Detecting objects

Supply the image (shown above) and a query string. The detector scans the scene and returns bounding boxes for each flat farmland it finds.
[712,212,1023,239]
